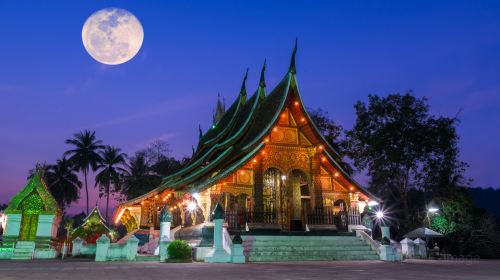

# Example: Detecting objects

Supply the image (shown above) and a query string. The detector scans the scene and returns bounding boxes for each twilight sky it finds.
[1,1,499,214]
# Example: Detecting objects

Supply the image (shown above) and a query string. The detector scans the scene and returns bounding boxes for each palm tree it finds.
[95,146,127,222]
[122,152,162,200]
[45,157,82,210]
[64,130,105,214]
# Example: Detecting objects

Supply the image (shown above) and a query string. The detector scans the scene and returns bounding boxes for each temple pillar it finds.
[253,159,264,213]
[205,204,230,263]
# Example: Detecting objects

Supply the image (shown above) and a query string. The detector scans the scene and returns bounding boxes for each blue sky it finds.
[1,1,499,213]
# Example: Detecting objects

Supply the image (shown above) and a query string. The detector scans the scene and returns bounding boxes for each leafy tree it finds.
[122,152,162,200]
[432,188,500,257]
[64,130,105,214]
[45,157,82,210]
[345,92,466,231]
[95,146,127,222]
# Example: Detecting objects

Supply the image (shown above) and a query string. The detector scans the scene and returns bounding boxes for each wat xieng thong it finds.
[114,41,380,239]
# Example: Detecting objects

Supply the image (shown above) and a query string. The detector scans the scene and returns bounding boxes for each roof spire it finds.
[259,59,267,100]
[240,68,248,104]
[289,38,298,74]
[213,92,225,123]
[198,124,203,138]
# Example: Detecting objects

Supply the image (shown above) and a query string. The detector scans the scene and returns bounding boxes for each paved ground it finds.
[0,259,499,280]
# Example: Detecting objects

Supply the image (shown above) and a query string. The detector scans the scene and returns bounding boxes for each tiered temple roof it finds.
[120,41,376,207]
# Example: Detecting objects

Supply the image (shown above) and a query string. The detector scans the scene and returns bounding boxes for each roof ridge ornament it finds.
[198,124,203,138]
[258,59,267,100]
[240,68,249,104]
[289,38,298,74]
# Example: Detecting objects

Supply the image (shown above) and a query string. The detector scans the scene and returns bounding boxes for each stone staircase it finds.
[242,235,379,262]
[12,241,35,260]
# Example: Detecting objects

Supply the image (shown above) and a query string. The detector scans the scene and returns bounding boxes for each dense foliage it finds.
[167,240,192,260]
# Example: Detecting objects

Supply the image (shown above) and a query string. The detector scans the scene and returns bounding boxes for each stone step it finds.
[243,240,366,247]
[243,236,359,241]
[248,249,377,256]
[248,254,380,262]
[244,239,365,244]
[245,245,373,252]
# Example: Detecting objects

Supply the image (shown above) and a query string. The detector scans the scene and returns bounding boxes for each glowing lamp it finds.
[187,201,197,211]
[281,175,287,180]
[334,172,339,177]
[376,211,384,219]
[294,101,299,106]
[192,193,200,200]
[428,208,439,213]
[273,127,278,132]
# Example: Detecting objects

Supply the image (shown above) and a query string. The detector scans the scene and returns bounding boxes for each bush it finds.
[167,240,192,260]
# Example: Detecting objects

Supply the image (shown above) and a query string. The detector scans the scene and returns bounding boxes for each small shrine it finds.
[3,168,61,246]
[72,205,113,243]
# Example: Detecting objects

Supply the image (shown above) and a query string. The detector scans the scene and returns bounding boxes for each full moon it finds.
[82,8,144,65]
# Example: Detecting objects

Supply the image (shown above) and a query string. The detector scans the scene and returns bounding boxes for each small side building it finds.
[72,206,113,243]
[1,168,61,259]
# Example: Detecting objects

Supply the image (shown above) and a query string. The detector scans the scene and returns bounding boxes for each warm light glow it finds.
[428,208,439,213]
[170,207,173,211]
[281,113,286,118]
[187,201,197,211]
[368,201,379,207]
[261,151,266,155]
[376,211,384,219]
[163,198,166,201]
[321,157,326,162]
[155,195,158,199]
[273,127,278,132]
[300,117,305,122]
[192,193,200,200]
[240,171,244,175]
[318,145,324,150]
[281,175,287,180]
[115,208,126,224]
[265,138,269,143]
[350,187,354,191]
[253,159,257,163]
[140,201,144,205]
[334,172,339,177]
[294,101,299,106]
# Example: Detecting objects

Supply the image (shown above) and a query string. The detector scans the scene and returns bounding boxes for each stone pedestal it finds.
[72,237,83,257]
[401,238,414,258]
[159,239,171,262]
[125,235,139,261]
[381,226,391,240]
[160,221,171,240]
[95,234,110,262]
[379,244,397,261]
[231,243,245,264]
[413,238,427,258]
[205,204,231,263]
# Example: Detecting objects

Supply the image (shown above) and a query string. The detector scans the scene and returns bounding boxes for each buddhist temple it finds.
[72,205,113,243]
[115,41,379,234]
[1,168,61,259]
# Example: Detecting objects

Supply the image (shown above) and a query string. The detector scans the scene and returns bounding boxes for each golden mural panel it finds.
[237,170,253,185]
[270,127,298,145]
[263,146,310,174]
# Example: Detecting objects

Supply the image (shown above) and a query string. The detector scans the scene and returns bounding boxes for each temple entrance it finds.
[289,169,309,230]
[263,168,289,229]
[19,192,43,241]
[20,213,38,241]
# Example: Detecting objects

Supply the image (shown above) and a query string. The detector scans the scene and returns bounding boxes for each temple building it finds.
[115,42,378,234]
